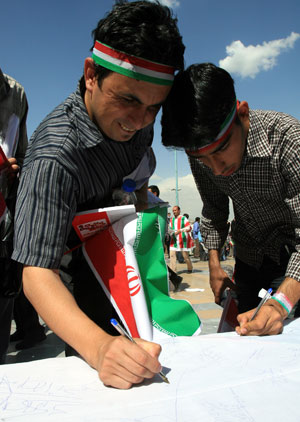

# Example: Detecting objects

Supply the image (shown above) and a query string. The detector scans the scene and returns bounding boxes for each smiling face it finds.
[187,101,250,176]
[84,58,171,142]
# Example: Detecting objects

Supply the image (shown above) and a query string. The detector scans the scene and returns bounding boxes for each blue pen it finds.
[250,288,273,321]
[110,318,169,384]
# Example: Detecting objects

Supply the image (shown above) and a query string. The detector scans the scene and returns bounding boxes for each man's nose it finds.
[209,156,225,176]
[129,107,148,130]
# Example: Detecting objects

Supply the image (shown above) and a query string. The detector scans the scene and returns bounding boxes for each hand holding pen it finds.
[236,288,278,336]
[250,288,273,321]
[111,318,169,384]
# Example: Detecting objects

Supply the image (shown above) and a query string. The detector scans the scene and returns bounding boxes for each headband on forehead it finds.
[92,41,175,86]
[186,100,239,156]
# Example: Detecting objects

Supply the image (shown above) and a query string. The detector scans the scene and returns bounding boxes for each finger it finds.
[135,338,162,359]
[236,310,256,335]
[224,279,237,291]
[10,164,19,172]
[99,361,143,389]
[7,157,17,165]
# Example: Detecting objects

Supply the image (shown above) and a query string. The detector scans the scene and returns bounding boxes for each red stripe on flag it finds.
[0,146,8,166]
[84,226,139,337]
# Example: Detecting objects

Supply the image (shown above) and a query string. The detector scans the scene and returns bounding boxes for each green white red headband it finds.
[92,41,175,86]
[186,100,239,156]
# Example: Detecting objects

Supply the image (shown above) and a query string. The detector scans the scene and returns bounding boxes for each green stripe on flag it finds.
[134,207,201,337]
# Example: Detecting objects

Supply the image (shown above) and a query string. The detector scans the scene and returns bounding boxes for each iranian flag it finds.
[74,205,201,341]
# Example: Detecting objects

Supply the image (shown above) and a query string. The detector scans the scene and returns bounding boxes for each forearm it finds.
[22,266,110,369]
[265,276,300,318]
[209,249,221,270]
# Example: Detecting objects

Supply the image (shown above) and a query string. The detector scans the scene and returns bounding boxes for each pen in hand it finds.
[250,288,273,321]
[110,318,170,384]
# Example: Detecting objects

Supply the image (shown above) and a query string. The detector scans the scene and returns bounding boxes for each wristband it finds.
[269,292,293,315]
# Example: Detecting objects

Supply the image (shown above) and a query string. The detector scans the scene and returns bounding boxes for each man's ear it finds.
[84,58,97,93]
[237,101,249,122]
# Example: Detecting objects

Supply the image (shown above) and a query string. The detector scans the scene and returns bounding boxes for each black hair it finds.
[148,185,160,197]
[161,63,237,150]
[91,0,185,87]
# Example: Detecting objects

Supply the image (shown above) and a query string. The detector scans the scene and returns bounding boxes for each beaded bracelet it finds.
[269,292,293,315]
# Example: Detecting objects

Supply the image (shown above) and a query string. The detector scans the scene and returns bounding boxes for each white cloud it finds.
[154,0,180,8]
[149,173,203,220]
[219,32,300,78]
[149,172,234,222]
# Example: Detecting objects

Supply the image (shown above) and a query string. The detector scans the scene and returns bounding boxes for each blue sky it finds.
[1,0,299,219]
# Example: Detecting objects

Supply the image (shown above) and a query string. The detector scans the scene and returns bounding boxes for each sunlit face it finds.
[173,206,180,217]
[188,106,250,176]
[84,59,171,142]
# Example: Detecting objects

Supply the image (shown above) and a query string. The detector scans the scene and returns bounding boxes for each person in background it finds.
[0,69,28,363]
[148,184,183,291]
[162,62,300,336]
[12,1,185,388]
[193,216,200,258]
[148,184,160,197]
[169,205,193,274]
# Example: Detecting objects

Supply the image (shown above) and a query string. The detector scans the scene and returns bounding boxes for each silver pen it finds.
[110,318,169,384]
[250,288,273,321]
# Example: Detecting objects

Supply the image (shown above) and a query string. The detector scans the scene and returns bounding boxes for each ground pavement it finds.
[6,257,235,365]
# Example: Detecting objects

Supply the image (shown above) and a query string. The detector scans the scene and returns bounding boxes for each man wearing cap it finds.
[12,1,184,389]
[162,62,300,337]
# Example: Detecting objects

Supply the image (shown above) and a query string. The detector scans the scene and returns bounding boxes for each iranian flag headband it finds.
[186,100,239,156]
[92,41,175,86]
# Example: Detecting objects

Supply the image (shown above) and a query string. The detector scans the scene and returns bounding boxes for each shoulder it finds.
[1,73,28,116]
[250,109,300,136]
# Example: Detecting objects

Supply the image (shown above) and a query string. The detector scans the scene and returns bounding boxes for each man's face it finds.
[190,120,249,177]
[172,206,180,217]
[84,60,171,142]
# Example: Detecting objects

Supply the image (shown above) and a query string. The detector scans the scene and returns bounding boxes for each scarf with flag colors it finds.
[170,215,194,251]
[73,205,201,340]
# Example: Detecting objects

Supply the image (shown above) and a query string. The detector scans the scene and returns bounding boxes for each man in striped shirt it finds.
[12,1,185,389]
[162,63,300,337]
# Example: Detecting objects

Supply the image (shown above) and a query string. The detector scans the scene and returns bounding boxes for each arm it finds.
[23,266,163,389]
[237,120,300,335]
[189,157,233,302]
[209,249,236,304]
[175,217,192,236]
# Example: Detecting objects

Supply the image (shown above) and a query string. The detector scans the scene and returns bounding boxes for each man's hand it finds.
[236,277,300,336]
[209,266,236,304]
[96,335,163,389]
[236,300,286,336]
[208,249,236,304]
[22,266,163,390]
[6,157,20,183]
